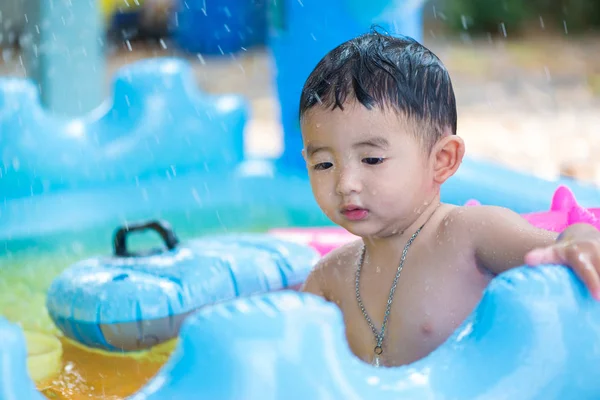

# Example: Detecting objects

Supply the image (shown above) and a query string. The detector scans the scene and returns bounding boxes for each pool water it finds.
[39,337,172,400]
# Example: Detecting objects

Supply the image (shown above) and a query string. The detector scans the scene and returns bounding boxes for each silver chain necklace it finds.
[354,223,426,367]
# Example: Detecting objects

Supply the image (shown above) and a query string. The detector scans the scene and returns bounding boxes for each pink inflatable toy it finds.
[268,227,358,256]
[270,186,600,256]
[522,185,600,232]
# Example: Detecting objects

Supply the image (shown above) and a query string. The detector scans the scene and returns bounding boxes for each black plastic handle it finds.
[113,220,180,257]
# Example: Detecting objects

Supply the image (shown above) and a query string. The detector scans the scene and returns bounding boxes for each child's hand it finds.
[525,224,600,300]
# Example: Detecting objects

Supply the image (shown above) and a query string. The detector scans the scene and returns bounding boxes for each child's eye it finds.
[362,157,385,165]
[313,162,333,171]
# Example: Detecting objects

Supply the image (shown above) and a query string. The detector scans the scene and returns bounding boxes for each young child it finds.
[299,30,600,368]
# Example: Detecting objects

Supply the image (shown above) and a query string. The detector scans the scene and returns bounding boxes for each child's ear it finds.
[431,133,465,184]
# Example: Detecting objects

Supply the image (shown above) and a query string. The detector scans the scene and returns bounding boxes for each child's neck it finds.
[361,196,442,267]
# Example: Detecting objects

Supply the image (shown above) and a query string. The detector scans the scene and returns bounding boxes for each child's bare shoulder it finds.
[440,203,548,249]
[444,204,528,231]
[301,239,363,300]
[433,204,509,246]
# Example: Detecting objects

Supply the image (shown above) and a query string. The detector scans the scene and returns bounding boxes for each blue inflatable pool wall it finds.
[130,266,600,400]
[0,58,247,198]
[0,318,46,400]
[4,264,600,399]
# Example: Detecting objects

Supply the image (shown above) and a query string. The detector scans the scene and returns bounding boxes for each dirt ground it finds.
[2,32,600,185]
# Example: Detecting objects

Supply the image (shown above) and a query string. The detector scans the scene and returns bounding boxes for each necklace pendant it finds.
[373,354,381,367]
[372,345,383,367]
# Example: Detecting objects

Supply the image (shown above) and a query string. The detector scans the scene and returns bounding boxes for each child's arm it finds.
[301,241,361,300]
[301,261,328,298]
[460,205,600,300]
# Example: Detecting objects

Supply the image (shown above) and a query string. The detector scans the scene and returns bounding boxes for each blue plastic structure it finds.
[0,318,46,400]
[45,220,320,351]
[21,0,105,116]
[268,0,426,171]
[130,265,600,400]
[174,0,268,54]
[0,58,247,197]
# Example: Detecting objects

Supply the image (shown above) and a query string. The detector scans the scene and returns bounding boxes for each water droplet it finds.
[563,20,568,34]
[125,40,132,51]
[159,38,167,49]
[500,22,507,37]
[539,16,545,29]
[191,188,202,205]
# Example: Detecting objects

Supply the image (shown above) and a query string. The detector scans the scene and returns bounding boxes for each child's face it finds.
[301,101,438,238]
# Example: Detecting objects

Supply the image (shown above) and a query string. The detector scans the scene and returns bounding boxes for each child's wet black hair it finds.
[299,28,457,149]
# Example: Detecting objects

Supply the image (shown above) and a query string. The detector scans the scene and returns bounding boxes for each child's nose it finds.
[335,168,362,195]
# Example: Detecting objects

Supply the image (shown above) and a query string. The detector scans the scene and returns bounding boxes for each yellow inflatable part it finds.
[99,0,145,21]
[63,334,178,363]
[24,331,63,384]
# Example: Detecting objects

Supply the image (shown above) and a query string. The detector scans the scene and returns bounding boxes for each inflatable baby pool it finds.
[4,185,599,399]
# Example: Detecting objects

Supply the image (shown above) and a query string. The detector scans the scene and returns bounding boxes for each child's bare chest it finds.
[333,245,490,367]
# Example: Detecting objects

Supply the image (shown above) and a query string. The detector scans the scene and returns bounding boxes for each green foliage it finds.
[442,0,533,35]
[438,0,600,35]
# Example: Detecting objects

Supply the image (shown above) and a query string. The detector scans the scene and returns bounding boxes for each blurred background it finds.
[2,0,599,183]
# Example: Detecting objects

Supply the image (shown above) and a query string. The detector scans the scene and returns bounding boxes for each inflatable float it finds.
[3,263,600,399]
[23,330,63,384]
[45,220,320,352]
[270,185,600,256]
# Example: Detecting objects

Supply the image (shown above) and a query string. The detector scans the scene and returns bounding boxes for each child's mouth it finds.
[341,206,369,221]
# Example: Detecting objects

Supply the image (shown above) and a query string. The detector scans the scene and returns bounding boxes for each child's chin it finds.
[339,222,376,238]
